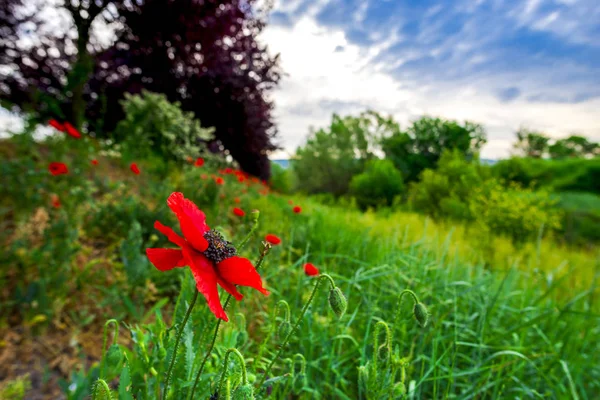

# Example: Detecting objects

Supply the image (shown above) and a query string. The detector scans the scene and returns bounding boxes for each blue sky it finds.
[262,0,600,158]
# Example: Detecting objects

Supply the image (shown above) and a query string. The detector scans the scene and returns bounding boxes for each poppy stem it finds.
[392,289,420,331]
[188,243,271,400]
[256,274,336,390]
[162,290,199,400]
[100,319,119,379]
[218,348,248,395]
[236,210,260,251]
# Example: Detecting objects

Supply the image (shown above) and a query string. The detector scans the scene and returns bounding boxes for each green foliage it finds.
[514,128,550,158]
[115,91,214,161]
[0,375,31,400]
[120,221,150,284]
[293,112,391,196]
[470,183,562,245]
[382,116,486,182]
[492,157,600,193]
[269,163,295,194]
[549,135,599,159]
[410,149,488,220]
[350,159,404,209]
[556,192,600,245]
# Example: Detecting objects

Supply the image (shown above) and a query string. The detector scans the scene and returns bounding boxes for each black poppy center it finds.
[203,229,236,264]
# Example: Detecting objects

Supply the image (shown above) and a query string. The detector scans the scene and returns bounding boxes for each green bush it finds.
[115,91,214,162]
[470,183,562,245]
[269,162,295,194]
[409,149,489,220]
[556,192,600,245]
[350,159,404,209]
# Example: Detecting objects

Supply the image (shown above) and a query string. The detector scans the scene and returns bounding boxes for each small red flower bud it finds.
[215,177,224,185]
[195,157,204,167]
[130,163,140,175]
[91,159,98,165]
[234,197,241,203]
[293,206,302,214]
[265,234,281,245]
[233,207,245,217]
[303,263,319,276]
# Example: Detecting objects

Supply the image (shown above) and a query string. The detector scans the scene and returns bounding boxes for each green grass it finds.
[1,136,599,399]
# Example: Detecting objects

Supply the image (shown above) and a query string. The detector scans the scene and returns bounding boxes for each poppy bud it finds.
[247,373,257,384]
[414,302,430,327]
[232,384,254,400]
[393,382,407,397]
[106,344,123,369]
[328,287,347,318]
[278,320,291,341]
[251,210,260,223]
[92,379,111,400]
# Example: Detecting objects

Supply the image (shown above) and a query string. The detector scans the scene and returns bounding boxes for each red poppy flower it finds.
[234,197,241,203]
[215,177,224,185]
[224,167,233,174]
[293,206,302,214]
[63,122,81,139]
[233,207,245,217]
[146,192,269,321]
[130,163,140,175]
[265,234,281,245]
[304,263,319,276]
[49,119,65,132]
[195,157,205,167]
[91,159,98,165]
[238,176,245,183]
[51,194,61,209]
[49,162,69,176]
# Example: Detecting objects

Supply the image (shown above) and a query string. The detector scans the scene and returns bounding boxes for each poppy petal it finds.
[216,256,269,296]
[185,250,228,321]
[154,221,187,248]
[167,192,209,251]
[146,248,185,271]
[217,278,244,301]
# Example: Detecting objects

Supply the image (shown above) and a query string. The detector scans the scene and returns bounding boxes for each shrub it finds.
[409,149,489,220]
[470,183,562,245]
[115,91,214,162]
[270,162,295,194]
[350,159,404,209]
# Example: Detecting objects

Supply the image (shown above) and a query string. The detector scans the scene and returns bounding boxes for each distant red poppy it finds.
[293,206,302,214]
[265,234,281,245]
[201,174,208,180]
[304,263,319,276]
[63,122,81,139]
[288,200,294,205]
[49,119,65,132]
[186,156,193,163]
[91,159,98,165]
[215,177,224,185]
[51,194,61,209]
[49,162,69,176]
[234,197,241,203]
[238,176,245,183]
[195,157,205,167]
[220,194,226,199]
[233,207,245,217]
[130,163,140,175]
[146,192,269,321]
[224,168,233,174]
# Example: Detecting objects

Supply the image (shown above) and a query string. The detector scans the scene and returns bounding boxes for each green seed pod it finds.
[328,287,347,318]
[232,384,254,400]
[91,379,112,400]
[413,302,430,327]
[357,365,369,391]
[278,320,291,341]
[105,344,123,369]
[393,382,407,398]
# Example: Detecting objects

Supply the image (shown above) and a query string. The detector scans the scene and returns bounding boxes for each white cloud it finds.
[262,10,600,160]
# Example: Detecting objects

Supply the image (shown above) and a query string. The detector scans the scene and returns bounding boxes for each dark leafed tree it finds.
[513,128,550,158]
[0,0,115,128]
[87,0,281,179]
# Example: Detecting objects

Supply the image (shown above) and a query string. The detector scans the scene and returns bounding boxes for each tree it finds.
[382,116,486,183]
[350,159,404,209]
[293,112,393,196]
[513,128,550,158]
[87,0,281,179]
[548,135,599,159]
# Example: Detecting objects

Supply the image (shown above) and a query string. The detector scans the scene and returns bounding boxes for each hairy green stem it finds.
[256,274,336,389]
[100,319,119,379]
[163,290,199,400]
[218,348,248,395]
[392,289,420,330]
[188,244,271,399]
[236,211,260,251]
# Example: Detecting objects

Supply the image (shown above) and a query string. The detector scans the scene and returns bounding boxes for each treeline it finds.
[272,112,599,246]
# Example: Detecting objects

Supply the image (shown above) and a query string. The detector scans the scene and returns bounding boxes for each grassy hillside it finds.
[1,135,599,399]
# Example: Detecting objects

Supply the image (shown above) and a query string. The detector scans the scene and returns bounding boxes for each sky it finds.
[261,0,600,159]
